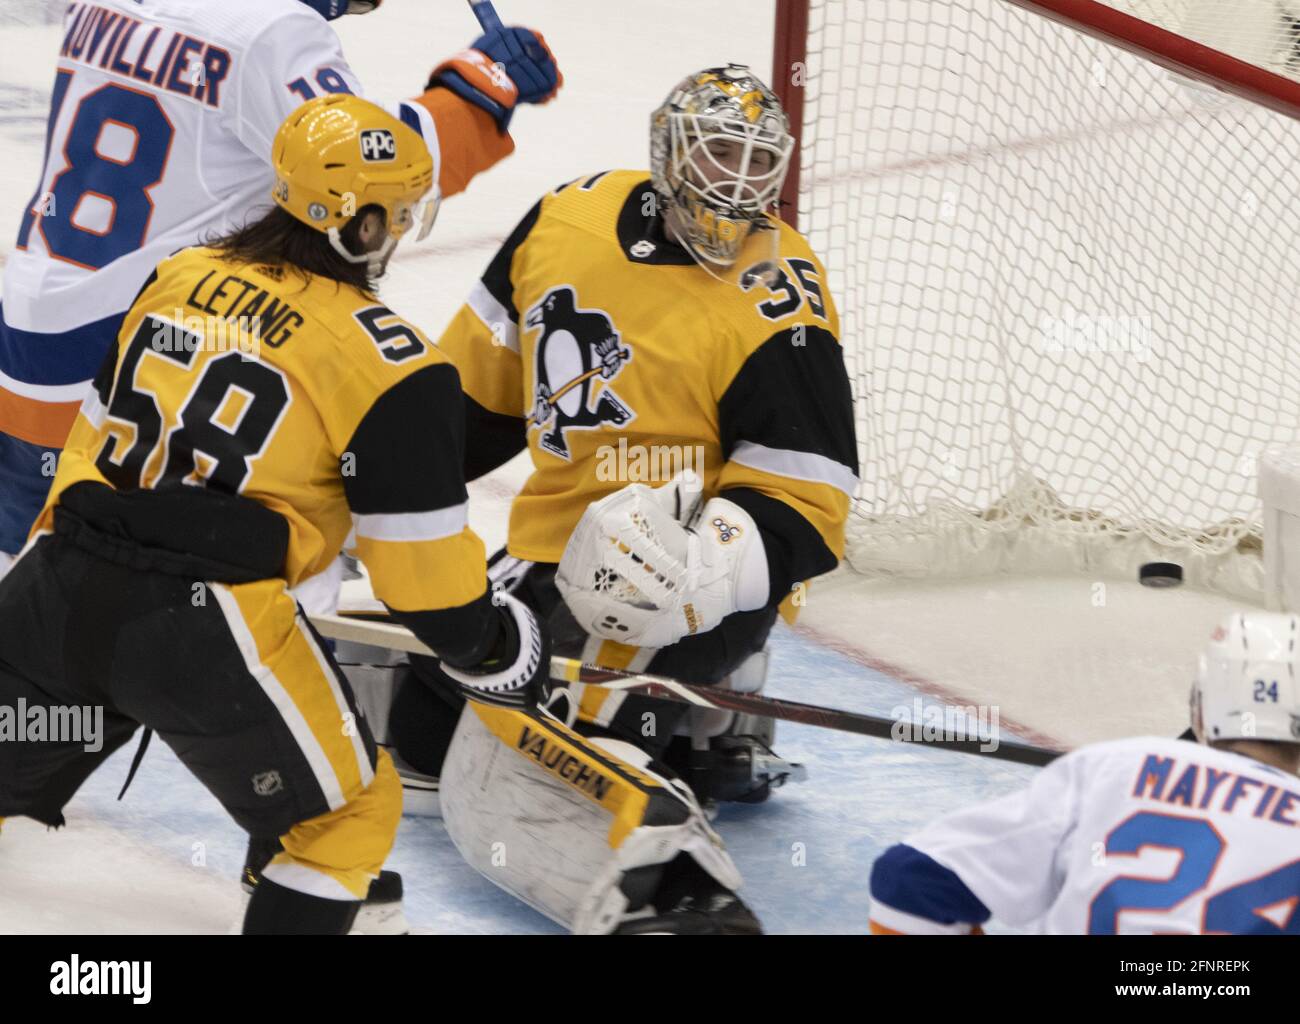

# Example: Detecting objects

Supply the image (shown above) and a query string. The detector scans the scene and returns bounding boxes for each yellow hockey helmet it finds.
[271,94,438,267]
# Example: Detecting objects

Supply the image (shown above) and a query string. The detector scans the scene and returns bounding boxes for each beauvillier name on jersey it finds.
[34,245,495,662]
[3,0,510,449]
[437,169,860,611]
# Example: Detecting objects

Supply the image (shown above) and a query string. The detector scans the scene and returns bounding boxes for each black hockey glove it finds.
[439,591,551,709]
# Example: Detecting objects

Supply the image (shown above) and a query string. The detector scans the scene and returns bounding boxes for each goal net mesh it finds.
[793,0,1300,593]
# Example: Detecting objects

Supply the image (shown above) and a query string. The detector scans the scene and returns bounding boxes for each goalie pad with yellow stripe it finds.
[440,701,743,933]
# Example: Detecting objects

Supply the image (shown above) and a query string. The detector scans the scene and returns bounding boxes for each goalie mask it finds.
[650,65,795,269]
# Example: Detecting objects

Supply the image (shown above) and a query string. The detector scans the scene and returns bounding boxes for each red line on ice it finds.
[791,618,1069,754]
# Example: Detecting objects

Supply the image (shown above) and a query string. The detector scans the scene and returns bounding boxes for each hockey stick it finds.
[525,358,629,427]
[310,611,1063,767]
[467,0,504,32]
[525,367,600,426]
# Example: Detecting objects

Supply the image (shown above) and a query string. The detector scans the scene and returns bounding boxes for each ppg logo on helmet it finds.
[360,128,397,162]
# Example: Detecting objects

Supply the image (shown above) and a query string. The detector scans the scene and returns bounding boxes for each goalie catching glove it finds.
[556,477,770,649]
[439,591,550,709]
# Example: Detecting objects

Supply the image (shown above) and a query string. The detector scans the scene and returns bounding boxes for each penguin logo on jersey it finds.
[525,286,633,459]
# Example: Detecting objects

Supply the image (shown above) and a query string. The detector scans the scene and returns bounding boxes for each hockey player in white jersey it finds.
[869,611,1300,935]
[0,0,561,574]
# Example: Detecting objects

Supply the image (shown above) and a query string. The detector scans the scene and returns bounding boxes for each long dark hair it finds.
[205,205,382,293]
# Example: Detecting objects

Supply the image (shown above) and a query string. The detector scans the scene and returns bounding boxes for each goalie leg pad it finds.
[440,702,743,933]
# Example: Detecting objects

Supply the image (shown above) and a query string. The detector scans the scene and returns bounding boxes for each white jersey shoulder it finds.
[5,0,436,335]
[912,735,1300,934]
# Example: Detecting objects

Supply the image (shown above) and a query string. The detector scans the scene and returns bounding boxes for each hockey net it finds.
[775,0,1300,597]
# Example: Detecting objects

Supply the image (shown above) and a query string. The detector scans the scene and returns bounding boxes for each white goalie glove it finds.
[556,476,771,649]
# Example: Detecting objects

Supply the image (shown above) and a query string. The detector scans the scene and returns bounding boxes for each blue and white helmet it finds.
[297,0,380,21]
[1193,612,1300,743]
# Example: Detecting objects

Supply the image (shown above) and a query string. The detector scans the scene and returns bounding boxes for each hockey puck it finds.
[1139,562,1183,587]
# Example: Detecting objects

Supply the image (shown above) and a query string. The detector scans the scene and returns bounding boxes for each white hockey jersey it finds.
[869,736,1300,935]
[1,0,510,448]
[6,0,414,337]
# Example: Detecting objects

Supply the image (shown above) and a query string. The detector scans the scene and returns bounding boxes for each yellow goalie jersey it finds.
[35,245,494,661]
[438,170,859,604]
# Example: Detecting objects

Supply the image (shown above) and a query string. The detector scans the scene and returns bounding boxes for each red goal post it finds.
[772,0,810,224]
[1004,0,1300,118]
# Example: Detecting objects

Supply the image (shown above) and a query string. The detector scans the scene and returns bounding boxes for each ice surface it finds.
[0,623,1037,935]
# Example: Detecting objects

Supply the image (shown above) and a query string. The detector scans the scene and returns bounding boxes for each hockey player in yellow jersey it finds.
[390,66,859,933]
[0,95,548,934]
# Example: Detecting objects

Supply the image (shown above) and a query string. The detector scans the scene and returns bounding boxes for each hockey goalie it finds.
[379,65,860,934]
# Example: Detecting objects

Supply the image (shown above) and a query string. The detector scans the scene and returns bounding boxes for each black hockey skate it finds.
[667,722,807,806]
[615,891,764,935]
[241,835,409,935]
[615,857,763,935]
